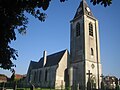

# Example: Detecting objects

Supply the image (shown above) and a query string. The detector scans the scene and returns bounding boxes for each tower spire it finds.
[73,0,94,19]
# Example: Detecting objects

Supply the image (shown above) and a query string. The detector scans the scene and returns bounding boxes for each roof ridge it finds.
[46,49,67,57]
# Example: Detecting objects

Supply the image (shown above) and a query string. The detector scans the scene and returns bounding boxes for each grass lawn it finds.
[17,88,57,90]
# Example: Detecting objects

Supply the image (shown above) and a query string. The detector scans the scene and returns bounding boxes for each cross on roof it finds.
[87,70,92,79]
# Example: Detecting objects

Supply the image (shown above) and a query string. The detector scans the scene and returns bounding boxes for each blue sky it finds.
[0,0,120,78]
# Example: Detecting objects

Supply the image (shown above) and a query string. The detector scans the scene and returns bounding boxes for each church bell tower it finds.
[70,0,102,89]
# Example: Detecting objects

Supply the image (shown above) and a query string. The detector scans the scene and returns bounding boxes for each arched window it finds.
[28,71,31,82]
[39,70,41,82]
[45,70,47,81]
[89,23,93,36]
[76,22,80,37]
[34,71,36,81]
[91,48,94,55]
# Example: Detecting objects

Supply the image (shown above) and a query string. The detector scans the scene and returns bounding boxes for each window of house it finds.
[34,71,36,81]
[28,71,31,82]
[89,23,93,36]
[76,22,80,37]
[39,70,41,82]
[45,70,47,82]
[91,48,94,56]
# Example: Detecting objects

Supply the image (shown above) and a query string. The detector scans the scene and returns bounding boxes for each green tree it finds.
[91,0,112,7]
[0,0,52,70]
[10,69,15,81]
[0,0,112,70]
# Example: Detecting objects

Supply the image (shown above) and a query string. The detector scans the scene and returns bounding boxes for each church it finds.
[25,0,102,89]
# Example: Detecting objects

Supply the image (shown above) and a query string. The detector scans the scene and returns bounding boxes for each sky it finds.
[0,0,120,78]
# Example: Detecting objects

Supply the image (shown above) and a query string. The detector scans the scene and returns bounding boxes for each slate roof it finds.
[44,50,66,67]
[74,0,94,19]
[29,61,40,69]
[30,49,67,69]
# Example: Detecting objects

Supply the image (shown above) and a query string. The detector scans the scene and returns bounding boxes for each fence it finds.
[0,81,120,90]
[0,82,30,89]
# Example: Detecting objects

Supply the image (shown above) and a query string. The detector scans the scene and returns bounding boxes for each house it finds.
[0,74,7,83]
[15,74,26,80]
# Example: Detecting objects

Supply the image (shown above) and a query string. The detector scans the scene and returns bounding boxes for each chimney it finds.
[43,50,47,67]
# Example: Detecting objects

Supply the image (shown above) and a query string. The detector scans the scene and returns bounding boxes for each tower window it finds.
[91,48,94,55]
[89,23,93,36]
[76,22,80,37]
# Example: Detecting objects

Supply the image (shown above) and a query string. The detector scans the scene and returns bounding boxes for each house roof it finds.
[30,49,67,69]
[15,74,26,80]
